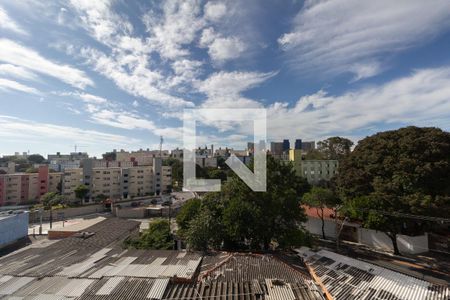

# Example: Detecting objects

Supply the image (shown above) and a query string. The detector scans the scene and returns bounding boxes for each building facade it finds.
[289,149,338,183]
[0,166,62,206]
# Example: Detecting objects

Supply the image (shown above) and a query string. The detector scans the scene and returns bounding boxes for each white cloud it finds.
[204,2,227,22]
[0,64,37,81]
[69,0,133,46]
[0,6,27,35]
[266,67,450,141]
[79,47,194,108]
[0,39,94,89]
[349,62,383,82]
[132,100,139,107]
[200,27,247,64]
[0,115,138,146]
[143,0,205,60]
[279,0,450,80]
[0,78,40,95]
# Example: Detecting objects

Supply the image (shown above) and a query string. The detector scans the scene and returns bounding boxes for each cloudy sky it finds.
[1,0,450,156]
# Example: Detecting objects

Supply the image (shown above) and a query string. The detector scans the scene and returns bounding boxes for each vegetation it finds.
[41,192,64,210]
[102,152,116,161]
[336,126,450,255]
[302,186,340,239]
[27,154,45,164]
[178,156,311,251]
[74,184,89,203]
[124,219,173,250]
[94,194,108,203]
[317,137,354,160]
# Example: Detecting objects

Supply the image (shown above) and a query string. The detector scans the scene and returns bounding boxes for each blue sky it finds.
[1,0,450,156]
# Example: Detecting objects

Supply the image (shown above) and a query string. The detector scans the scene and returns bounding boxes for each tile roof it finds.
[297,248,450,300]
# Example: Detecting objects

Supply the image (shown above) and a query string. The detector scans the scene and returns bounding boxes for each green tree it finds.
[176,198,201,232]
[74,184,89,204]
[27,154,45,164]
[183,156,311,251]
[125,219,173,250]
[317,137,354,160]
[102,152,116,161]
[302,187,339,239]
[337,126,450,255]
[41,192,63,209]
[94,194,108,203]
[207,168,228,182]
[25,167,38,173]
[163,158,183,189]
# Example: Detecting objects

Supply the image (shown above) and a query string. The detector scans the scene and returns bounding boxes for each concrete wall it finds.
[29,204,105,222]
[303,217,337,239]
[358,228,428,254]
[0,212,29,248]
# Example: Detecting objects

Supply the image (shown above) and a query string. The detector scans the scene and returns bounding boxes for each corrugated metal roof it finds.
[300,249,450,300]
[0,276,34,295]
[95,276,124,295]
[56,278,95,297]
[266,279,296,300]
[147,278,170,299]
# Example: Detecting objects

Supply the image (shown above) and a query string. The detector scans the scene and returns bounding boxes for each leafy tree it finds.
[94,194,108,203]
[28,154,45,164]
[207,169,228,182]
[304,149,326,160]
[176,198,201,232]
[125,219,173,250]
[25,167,38,173]
[102,152,116,161]
[41,192,63,209]
[74,184,89,203]
[337,126,450,255]
[0,169,6,174]
[183,157,311,251]
[163,158,183,189]
[302,187,339,239]
[317,137,354,160]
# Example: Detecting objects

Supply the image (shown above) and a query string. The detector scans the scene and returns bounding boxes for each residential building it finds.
[0,162,15,174]
[295,138,302,150]
[289,149,338,183]
[0,166,62,206]
[116,149,170,164]
[196,156,218,168]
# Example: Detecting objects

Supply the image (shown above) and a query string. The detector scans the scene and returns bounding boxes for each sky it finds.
[1,0,450,156]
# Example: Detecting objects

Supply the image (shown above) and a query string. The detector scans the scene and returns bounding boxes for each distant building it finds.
[270,142,283,155]
[0,166,62,206]
[295,139,302,150]
[301,141,316,152]
[62,158,171,204]
[282,139,290,151]
[289,149,338,183]
[0,162,15,174]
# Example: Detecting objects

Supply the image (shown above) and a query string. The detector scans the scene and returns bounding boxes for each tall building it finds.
[295,139,302,150]
[282,139,290,152]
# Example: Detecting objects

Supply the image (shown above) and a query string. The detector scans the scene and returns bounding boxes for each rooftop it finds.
[297,247,450,300]
[0,218,324,300]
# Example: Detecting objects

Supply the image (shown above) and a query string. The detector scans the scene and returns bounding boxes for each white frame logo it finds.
[183,108,267,192]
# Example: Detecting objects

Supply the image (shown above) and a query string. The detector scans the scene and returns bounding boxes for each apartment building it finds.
[61,158,172,203]
[0,166,62,206]
[0,162,15,174]
[289,149,338,183]
[116,149,170,165]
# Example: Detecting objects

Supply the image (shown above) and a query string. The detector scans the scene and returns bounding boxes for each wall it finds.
[358,228,428,254]
[0,212,29,248]
[303,217,337,239]
[29,204,104,222]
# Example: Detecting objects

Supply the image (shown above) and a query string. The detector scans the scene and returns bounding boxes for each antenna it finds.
[74,144,87,152]
[159,136,164,157]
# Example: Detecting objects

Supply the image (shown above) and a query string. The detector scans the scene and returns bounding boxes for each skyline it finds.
[1,0,450,156]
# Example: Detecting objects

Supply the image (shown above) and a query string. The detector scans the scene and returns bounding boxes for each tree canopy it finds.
[124,219,173,250]
[336,126,450,254]
[317,137,354,160]
[179,156,311,251]
[302,186,340,239]
[41,192,63,210]
[27,154,45,164]
[74,184,89,202]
